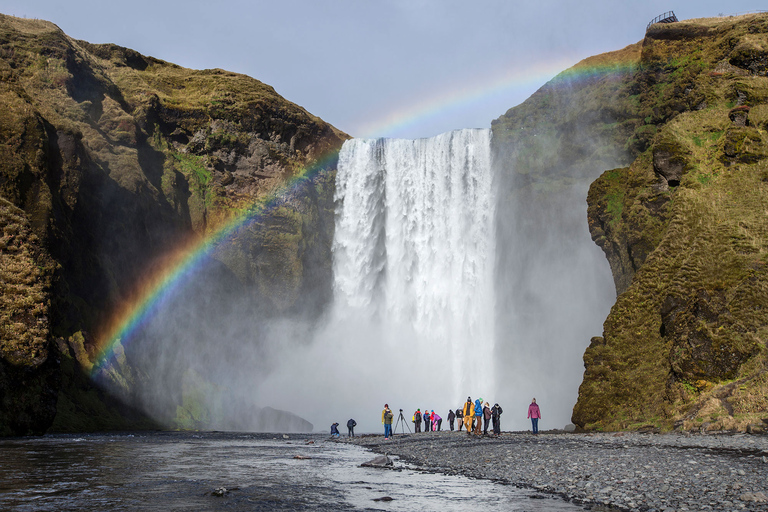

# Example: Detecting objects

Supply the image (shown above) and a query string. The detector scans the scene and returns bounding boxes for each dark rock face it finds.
[0,14,346,434]
[0,199,58,435]
[575,13,768,432]
[661,290,759,382]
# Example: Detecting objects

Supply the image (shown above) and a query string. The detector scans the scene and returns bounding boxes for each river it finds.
[0,431,589,511]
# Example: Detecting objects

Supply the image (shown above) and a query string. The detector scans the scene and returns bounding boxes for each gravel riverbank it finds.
[340,430,768,512]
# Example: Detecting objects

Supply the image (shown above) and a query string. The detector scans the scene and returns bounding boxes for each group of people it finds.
[411,408,443,433]
[388,398,541,437]
[447,397,504,435]
[332,398,542,438]
[331,418,358,437]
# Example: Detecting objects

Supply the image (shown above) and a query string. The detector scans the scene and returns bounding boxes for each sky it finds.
[5,1,767,139]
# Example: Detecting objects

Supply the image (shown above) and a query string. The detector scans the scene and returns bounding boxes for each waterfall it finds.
[332,129,496,404]
[253,129,496,432]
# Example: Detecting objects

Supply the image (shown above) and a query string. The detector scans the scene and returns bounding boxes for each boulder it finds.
[361,455,393,468]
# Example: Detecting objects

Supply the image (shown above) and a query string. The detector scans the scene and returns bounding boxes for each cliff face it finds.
[491,12,768,433]
[574,14,768,432]
[0,14,346,434]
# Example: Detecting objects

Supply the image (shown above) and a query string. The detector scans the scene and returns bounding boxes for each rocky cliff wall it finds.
[0,14,346,434]
[574,13,768,432]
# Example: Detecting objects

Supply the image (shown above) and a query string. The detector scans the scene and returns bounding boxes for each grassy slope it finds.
[573,13,768,432]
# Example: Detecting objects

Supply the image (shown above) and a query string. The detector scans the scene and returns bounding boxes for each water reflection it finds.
[0,432,585,511]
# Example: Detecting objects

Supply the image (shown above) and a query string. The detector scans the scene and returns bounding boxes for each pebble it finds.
[343,431,768,511]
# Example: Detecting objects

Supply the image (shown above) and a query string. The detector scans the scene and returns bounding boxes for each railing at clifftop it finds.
[646,11,679,31]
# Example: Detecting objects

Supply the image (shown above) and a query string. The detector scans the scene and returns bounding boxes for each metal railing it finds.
[646,11,679,31]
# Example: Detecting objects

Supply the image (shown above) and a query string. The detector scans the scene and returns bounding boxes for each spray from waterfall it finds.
[255,129,496,432]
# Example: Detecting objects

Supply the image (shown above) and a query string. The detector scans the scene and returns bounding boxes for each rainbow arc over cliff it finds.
[91,54,639,374]
[91,151,340,374]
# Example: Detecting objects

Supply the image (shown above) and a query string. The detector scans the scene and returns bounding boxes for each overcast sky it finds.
[6,1,767,139]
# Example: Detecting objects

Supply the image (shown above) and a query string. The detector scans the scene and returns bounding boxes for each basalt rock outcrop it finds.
[0,14,346,434]
[573,14,768,431]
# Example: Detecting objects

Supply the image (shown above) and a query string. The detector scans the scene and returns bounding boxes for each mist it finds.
[96,122,617,435]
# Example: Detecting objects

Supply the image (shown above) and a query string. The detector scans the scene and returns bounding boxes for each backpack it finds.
[414,411,421,422]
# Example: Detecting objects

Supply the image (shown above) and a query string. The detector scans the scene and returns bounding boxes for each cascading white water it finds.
[253,129,496,432]
[333,129,496,402]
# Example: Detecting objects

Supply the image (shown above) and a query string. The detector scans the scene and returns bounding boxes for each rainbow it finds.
[91,53,640,374]
[90,151,340,374]
[356,49,639,139]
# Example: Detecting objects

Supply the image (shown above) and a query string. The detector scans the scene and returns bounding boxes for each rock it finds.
[739,491,768,503]
[211,487,228,497]
[564,424,577,432]
[373,496,394,502]
[729,105,750,126]
[361,455,393,468]
[293,455,311,459]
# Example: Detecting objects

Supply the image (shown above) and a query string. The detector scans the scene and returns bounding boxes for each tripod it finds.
[394,409,412,435]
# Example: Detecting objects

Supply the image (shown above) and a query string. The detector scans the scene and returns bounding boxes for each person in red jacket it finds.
[527,398,541,434]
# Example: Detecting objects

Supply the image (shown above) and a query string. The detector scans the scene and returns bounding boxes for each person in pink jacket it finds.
[431,410,442,431]
[527,398,541,434]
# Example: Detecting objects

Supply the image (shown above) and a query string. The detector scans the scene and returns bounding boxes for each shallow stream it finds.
[0,432,587,511]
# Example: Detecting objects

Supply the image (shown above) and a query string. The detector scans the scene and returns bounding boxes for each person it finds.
[330,422,340,437]
[423,409,431,432]
[456,407,464,431]
[347,418,357,437]
[473,397,483,435]
[528,398,541,434]
[413,408,422,433]
[431,410,442,431]
[482,401,492,435]
[382,404,394,439]
[491,403,503,435]
[447,409,456,431]
[462,397,474,434]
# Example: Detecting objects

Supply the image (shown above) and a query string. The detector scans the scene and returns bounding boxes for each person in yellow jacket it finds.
[462,397,474,433]
[381,404,393,439]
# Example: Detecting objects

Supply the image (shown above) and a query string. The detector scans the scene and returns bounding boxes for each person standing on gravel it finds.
[462,398,474,433]
[491,403,503,435]
[528,398,541,434]
[382,404,394,439]
[431,410,442,431]
[413,408,422,433]
[482,401,492,435]
[423,409,431,432]
[447,409,456,430]
[473,398,483,435]
[456,407,464,431]
[347,418,357,437]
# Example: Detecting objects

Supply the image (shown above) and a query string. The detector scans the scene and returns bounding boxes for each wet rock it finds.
[361,455,393,468]
[373,496,394,502]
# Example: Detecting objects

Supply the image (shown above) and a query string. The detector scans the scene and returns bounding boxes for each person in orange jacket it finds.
[462,397,474,433]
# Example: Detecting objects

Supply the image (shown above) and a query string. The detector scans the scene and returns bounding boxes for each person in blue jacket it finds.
[330,422,340,437]
[473,398,483,435]
[347,418,357,437]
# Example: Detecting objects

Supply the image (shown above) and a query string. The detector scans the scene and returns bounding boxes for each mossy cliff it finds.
[492,12,768,433]
[0,14,346,434]
[571,14,768,432]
